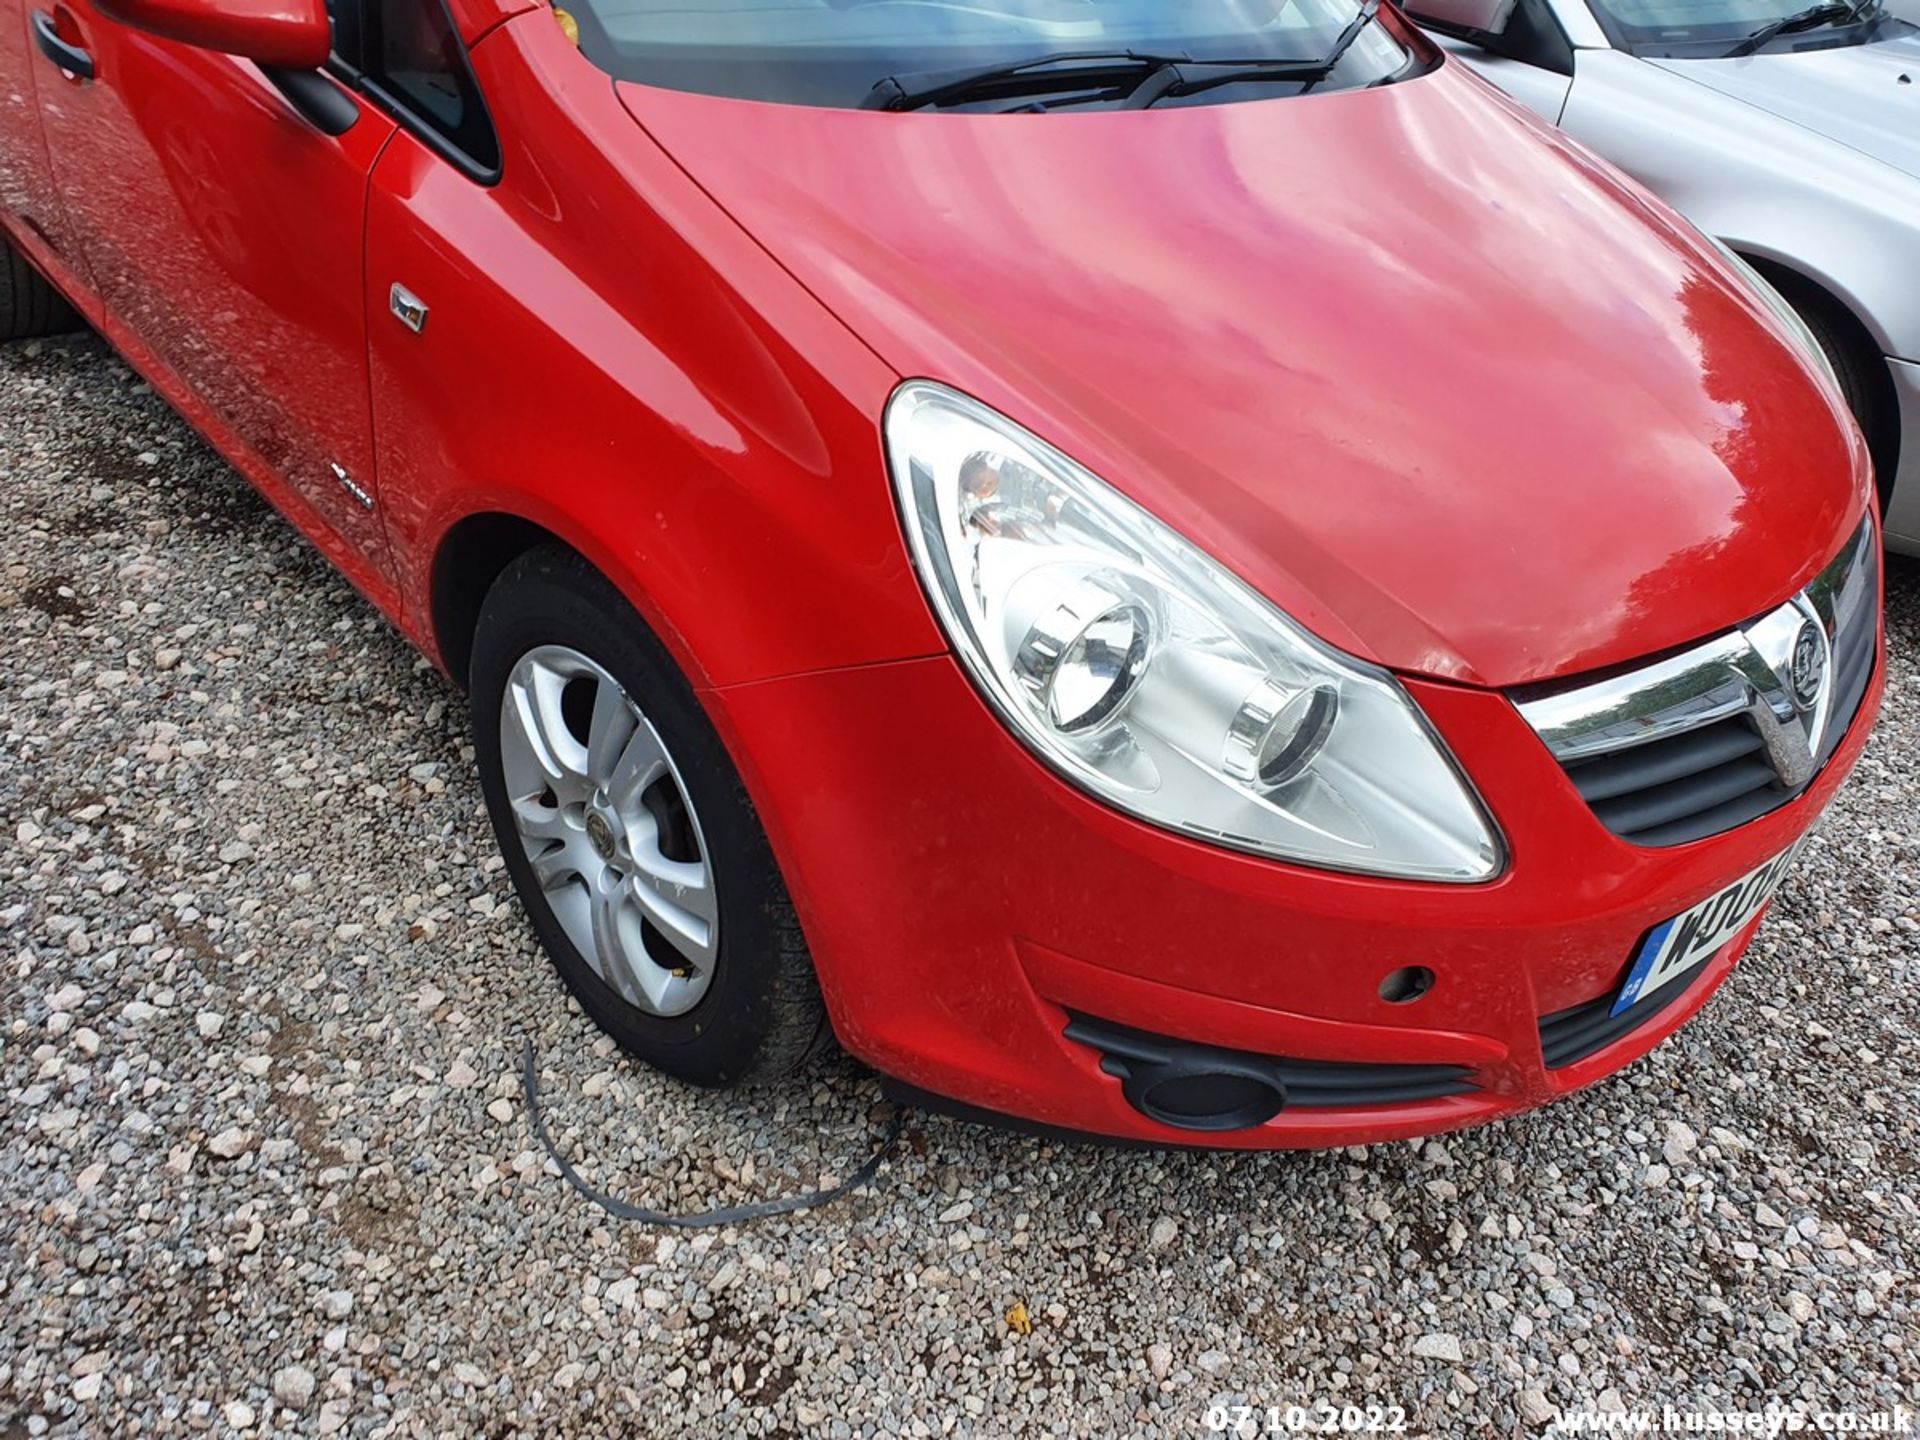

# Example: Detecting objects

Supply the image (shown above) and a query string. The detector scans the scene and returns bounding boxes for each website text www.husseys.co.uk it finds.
[1552,1405,1914,1437]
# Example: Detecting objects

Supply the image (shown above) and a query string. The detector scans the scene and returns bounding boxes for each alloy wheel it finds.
[498,644,719,1017]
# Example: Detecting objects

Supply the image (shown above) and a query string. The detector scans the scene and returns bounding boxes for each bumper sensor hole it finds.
[1379,966,1436,1005]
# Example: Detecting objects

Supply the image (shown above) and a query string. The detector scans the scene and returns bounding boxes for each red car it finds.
[0,0,1883,1147]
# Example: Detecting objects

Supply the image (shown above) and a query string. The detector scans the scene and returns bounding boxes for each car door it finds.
[3,5,98,311]
[1,1,93,302]
[31,1,397,580]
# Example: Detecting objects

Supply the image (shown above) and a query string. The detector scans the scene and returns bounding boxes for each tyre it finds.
[1,238,80,341]
[469,545,830,1087]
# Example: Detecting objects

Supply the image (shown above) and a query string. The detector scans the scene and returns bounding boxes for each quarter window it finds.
[329,0,501,182]
[324,0,361,71]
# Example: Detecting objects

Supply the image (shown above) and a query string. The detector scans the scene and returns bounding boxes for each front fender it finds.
[369,12,945,692]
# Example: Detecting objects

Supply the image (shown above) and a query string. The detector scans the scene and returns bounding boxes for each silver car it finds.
[1412,0,1920,554]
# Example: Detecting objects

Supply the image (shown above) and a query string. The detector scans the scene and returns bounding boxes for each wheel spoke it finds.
[625,944,679,1012]
[530,838,592,893]
[510,795,574,844]
[630,850,716,923]
[606,720,669,810]
[504,661,591,802]
[625,870,716,969]
[585,678,637,790]
[588,880,651,1008]
[543,879,597,976]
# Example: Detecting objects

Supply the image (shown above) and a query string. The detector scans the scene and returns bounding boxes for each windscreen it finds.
[1585,0,1898,51]
[563,0,1412,107]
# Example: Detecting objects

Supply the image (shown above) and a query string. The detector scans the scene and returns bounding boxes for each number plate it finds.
[1612,840,1805,1017]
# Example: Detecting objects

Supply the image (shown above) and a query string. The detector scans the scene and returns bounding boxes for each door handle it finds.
[31,10,93,80]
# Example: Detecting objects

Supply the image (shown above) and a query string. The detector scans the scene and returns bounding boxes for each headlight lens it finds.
[885,382,1504,883]
[1705,237,1841,393]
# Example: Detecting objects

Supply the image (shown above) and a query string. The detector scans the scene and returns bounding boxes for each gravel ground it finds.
[2,333,1918,1439]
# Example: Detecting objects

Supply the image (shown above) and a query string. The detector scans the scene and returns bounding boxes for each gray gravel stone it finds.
[271,1365,315,1409]
[1412,1333,1464,1363]
[1148,1342,1174,1381]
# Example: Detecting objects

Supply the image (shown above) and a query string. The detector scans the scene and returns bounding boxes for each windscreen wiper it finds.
[1124,0,1385,107]
[861,1,1388,114]
[861,51,1196,112]
[1726,0,1854,56]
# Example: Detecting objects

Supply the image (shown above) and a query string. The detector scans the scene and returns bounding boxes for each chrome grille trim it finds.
[1514,520,1878,847]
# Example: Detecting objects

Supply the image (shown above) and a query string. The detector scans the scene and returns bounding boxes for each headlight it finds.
[1704,236,1840,393]
[885,382,1504,883]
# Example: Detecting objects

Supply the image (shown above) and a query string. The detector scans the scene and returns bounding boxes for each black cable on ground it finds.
[520,1039,907,1229]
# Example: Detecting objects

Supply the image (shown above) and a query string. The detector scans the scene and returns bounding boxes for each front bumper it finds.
[705,628,1884,1149]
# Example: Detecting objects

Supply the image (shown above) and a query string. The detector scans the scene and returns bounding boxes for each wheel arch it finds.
[426,506,714,695]
[1733,250,1901,503]
[429,510,559,690]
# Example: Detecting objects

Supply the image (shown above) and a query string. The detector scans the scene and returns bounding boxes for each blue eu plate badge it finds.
[1611,839,1807,1017]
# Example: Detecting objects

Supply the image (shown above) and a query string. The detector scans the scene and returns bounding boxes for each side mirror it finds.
[1408,0,1520,34]
[91,0,332,70]
[92,0,355,133]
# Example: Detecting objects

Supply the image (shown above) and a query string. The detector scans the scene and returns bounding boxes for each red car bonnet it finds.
[616,57,1869,689]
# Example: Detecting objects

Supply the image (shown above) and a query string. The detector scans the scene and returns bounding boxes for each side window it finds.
[331,0,502,182]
